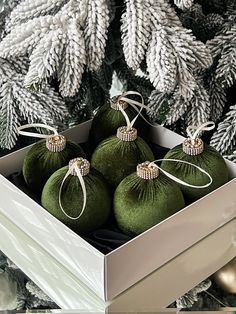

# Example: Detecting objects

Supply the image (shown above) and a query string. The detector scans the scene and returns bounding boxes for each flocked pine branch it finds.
[184,81,211,127]
[174,0,194,10]
[121,0,151,71]
[148,78,211,127]
[0,0,110,97]
[165,91,189,125]
[58,19,86,97]
[0,0,20,39]
[210,103,236,154]
[6,0,68,31]
[176,280,211,309]
[208,76,227,122]
[207,25,236,88]
[146,25,212,100]
[0,58,67,149]
[148,89,173,123]
[85,0,110,71]
[149,0,182,27]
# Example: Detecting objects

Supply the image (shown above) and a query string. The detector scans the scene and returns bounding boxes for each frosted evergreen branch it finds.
[224,149,236,163]
[215,42,236,88]
[0,58,19,82]
[0,59,67,149]
[9,57,29,75]
[121,0,151,71]
[0,83,19,149]
[26,281,52,302]
[208,77,227,122]
[58,20,86,97]
[149,0,182,27]
[185,82,211,126]
[24,29,64,88]
[207,25,236,58]
[147,25,212,99]
[59,0,88,24]
[174,0,194,10]
[176,280,211,309]
[210,104,236,154]
[165,91,189,125]
[146,27,177,93]
[84,0,110,71]
[148,89,173,123]
[0,15,57,57]
[7,0,68,30]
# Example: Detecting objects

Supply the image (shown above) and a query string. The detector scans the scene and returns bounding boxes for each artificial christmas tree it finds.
[0,0,236,311]
[0,0,234,155]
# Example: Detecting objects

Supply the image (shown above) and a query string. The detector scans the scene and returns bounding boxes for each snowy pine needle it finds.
[0,58,67,149]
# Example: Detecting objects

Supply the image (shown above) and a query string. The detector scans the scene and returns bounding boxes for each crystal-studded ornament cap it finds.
[182,138,204,155]
[69,158,90,176]
[137,161,159,179]
[46,135,66,152]
[117,126,138,141]
[110,95,128,110]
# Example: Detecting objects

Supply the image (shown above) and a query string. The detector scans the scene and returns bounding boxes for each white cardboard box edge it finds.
[1,120,236,302]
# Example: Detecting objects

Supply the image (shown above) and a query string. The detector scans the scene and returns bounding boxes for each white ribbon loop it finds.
[118,91,156,128]
[186,121,215,140]
[118,91,153,113]
[17,123,58,139]
[117,91,144,130]
[149,159,212,189]
[59,162,87,220]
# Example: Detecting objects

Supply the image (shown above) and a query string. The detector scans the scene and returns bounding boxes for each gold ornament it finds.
[213,258,236,293]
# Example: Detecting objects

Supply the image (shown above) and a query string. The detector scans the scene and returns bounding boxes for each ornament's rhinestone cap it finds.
[137,161,159,179]
[182,138,204,155]
[69,158,90,176]
[46,135,66,152]
[117,126,138,141]
[110,95,128,110]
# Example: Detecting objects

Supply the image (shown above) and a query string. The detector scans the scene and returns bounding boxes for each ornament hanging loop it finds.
[141,159,213,189]
[186,121,215,140]
[17,123,66,152]
[59,158,88,220]
[117,91,144,131]
[17,123,59,139]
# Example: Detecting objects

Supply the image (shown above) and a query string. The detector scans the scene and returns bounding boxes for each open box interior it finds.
[1,120,236,302]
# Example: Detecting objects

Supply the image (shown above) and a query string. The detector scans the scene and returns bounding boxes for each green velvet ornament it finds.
[89,95,150,146]
[23,135,86,194]
[114,161,185,236]
[91,126,154,188]
[41,158,112,234]
[161,139,229,203]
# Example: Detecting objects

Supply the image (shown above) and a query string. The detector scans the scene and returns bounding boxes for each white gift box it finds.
[0,120,236,309]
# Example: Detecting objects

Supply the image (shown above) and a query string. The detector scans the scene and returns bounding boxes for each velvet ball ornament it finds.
[91,126,154,188]
[114,161,185,236]
[23,135,86,194]
[89,95,150,146]
[161,138,229,203]
[41,158,112,234]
